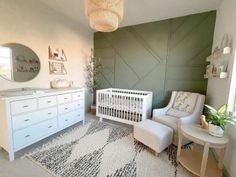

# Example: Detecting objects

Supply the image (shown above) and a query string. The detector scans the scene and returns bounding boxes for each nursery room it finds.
[0,0,236,177]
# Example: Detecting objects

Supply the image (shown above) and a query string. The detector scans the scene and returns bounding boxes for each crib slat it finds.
[96,88,152,124]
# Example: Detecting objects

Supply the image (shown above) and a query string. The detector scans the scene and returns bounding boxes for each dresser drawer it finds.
[72,91,84,101]
[58,102,77,114]
[74,100,84,109]
[58,110,84,129]
[12,107,57,131]
[11,99,37,115]
[38,96,57,109]
[13,118,57,150]
[57,94,71,104]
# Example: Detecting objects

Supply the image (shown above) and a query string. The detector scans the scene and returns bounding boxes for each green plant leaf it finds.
[218,104,227,114]
[205,104,217,114]
[204,104,235,130]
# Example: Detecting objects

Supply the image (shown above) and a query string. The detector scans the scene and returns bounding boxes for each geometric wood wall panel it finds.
[95,11,216,108]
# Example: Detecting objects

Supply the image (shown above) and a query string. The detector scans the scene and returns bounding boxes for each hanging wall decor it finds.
[48,46,67,61]
[49,62,67,75]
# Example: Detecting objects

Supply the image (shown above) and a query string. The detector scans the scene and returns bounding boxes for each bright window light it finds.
[0,46,12,80]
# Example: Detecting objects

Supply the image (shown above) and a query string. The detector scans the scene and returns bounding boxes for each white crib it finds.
[96,88,153,125]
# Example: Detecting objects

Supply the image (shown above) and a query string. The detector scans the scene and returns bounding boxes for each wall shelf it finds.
[204,46,231,79]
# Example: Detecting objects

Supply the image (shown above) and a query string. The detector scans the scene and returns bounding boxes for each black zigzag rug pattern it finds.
[27,120,194,177]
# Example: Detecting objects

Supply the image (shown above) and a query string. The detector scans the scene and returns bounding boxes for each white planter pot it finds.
[209,123,224,137]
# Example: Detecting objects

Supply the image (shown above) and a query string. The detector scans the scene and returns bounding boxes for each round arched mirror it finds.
[0,43,40,82]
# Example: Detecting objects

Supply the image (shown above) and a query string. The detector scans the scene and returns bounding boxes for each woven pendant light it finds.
[85,0,124,32]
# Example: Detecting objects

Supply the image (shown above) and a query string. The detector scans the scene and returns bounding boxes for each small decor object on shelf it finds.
[204,104,236,137]
[84,48,102,114]
[49,62,67,75]
[205,34,232,79]
[48,46,67,61]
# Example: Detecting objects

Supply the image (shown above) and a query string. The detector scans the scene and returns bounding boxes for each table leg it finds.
[218,146,226,170]
[200,143,210,177]
[177,129,183,161]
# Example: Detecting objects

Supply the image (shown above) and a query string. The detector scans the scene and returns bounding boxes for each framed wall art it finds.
[49,61,67,75]
[48,46,67,62]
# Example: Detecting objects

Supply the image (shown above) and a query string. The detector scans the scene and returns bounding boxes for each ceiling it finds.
[39,0,222,30]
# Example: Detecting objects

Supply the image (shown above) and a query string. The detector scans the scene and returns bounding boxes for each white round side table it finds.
[177,125,229,177]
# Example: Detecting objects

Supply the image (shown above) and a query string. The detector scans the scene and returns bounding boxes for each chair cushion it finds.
[173,92,198,113]
[166,108,190,118]
[153,115,179,133]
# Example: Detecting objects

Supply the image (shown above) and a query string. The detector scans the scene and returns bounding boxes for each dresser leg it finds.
[9,151,15,161]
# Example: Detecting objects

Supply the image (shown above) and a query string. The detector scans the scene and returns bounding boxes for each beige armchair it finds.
[152,91,205,145]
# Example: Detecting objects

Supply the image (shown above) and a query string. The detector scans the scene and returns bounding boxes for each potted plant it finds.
[204,104,236,137]
[85,49,102,114]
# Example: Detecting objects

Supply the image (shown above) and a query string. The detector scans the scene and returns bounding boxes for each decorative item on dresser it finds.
[50,78,73,89]
[0,88,85,161]
[96,88,153,125]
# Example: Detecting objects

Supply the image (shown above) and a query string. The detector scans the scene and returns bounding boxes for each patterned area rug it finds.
[26,120,194,177]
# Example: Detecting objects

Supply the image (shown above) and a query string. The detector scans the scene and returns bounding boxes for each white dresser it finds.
[0,88,85,161]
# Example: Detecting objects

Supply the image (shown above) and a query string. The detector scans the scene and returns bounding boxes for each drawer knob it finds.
[77,114,80,116]
[48,112,52,115]
[23,105,29,108]
[24,119,30,122]
[25,135,30,138]
[48,126,52,129]
[64,108,68,110]
[64,98,68,100]
[47,101,52,103]
[65,119,68,122]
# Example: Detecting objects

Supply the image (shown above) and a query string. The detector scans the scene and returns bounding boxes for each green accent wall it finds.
[94,11,216,108]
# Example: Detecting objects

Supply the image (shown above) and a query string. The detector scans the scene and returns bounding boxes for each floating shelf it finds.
[204,72,228,79]
[206,46,232,62]
[204,46,231,79]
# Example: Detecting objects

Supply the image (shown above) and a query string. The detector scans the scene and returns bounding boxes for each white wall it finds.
[206,0,236,176]
[0,0,93,110]
[0,0,93,90]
